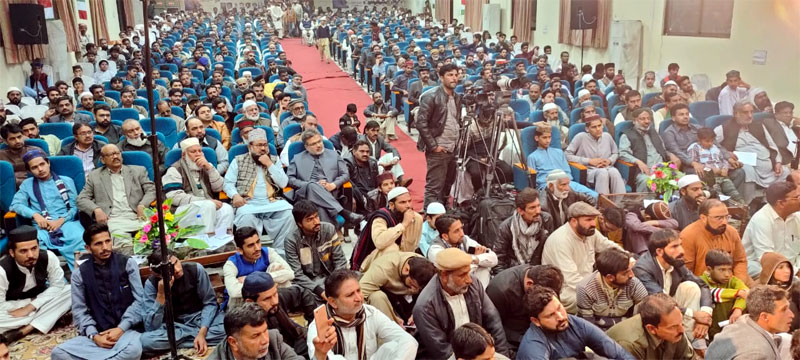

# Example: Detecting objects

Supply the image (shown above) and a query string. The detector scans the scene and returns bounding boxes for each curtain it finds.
[558,0,612,48]
[122,0,135,29]
[0,0,47,64]
[464,0,488,31]
[56,0,80,52]
[513,0,536,43]
[89,0,109,43]
[435,0,451,25]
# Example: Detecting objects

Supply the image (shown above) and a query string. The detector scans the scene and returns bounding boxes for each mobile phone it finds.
[467,247,476,254]
[314,305,330,338]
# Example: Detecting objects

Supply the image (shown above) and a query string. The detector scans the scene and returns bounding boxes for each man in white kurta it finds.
[541,202,624,313]
[162,138,234,235]
[742,182,800,278]
[0,226,71,340]
[223,128,296,256]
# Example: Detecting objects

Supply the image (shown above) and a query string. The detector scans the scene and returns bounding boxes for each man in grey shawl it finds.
[493,188,554,273]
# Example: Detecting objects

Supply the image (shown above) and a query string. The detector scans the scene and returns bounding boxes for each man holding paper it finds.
[715,100,787,204]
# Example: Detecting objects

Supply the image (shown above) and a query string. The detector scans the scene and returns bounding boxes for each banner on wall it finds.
[77,0,88,20]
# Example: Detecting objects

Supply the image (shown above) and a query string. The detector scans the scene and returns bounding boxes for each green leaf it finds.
[185,237,209,249]
[133,241,147,255]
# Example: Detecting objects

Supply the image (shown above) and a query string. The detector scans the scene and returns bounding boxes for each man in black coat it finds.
[493,188,553,273]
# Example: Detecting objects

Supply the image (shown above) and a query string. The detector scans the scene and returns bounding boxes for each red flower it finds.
[150,215,158,223]
[654,170,664,179]
[162,204,169,211]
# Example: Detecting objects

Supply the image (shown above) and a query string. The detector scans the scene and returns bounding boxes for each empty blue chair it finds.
[705,114,732,130]
[689,100,720,123]
[239,67,262,77]
[38,123,74,140]
[171,106,185,119]
[509,99,531,122]
[141,118,178,149]
[111,108,140,121]
[121,151,154,180]
[49,155,86,193]
[137,89,160,103]
[105,90,121,104]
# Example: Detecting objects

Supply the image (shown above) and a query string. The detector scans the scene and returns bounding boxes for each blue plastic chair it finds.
[228,143,277,164]
[239,67,262,77]
[511,125,561,190]
[0,138,53,154]
[105,90,121,104]
[509,99,531,122]
[164,147,217,168]
[111,108,140,121]
[705,114,732,130]
[121,151,154,180]
[176,128,221,143]
[49,155,86,193]
[286,140,335,162]
[615,120,634,144]
[171,106,185,119]
[133,99,150,113]
[140,118,178,149]
[689,100,720,123]
[39,123,76,141]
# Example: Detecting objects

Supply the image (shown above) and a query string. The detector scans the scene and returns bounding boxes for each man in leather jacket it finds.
[416,64,461,208]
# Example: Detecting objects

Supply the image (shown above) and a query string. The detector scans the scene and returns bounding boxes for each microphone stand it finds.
[141,2,190,359]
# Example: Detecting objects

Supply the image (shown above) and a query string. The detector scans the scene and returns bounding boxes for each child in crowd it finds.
[687,128,745,203]
[339,103,361,130]
[700,249,748,340]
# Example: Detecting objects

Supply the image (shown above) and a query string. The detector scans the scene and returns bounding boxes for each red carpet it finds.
[281,39,427,209]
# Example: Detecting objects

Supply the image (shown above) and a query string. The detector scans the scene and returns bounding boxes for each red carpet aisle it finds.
[280,39,427,209]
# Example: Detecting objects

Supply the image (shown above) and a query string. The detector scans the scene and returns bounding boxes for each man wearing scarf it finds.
[494,188,554,273]
[351,187,422,272]
[181,117,229,174]
[413,248,510,359]
[10,149,85,269]
[163,138,234,235]
[223,128,296,256]
[539,170,596,229]
[0,226,71,343]
[308,269,418,360]
[51,223,144,360]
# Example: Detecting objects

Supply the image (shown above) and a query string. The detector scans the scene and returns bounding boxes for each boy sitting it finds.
[699,249,748,340]
[687,128,744,204]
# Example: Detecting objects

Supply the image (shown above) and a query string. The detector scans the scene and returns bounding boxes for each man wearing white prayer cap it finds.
[541,101,568,146]
[351,186,423,272]
[223,128,296,256]
[77,91,95,111]
[161,137,234,235]
[5,87,25,108]
[242,99,270,128]
[669,174,707,229]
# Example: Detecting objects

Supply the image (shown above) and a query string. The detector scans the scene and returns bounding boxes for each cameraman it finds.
[417,64,461,209]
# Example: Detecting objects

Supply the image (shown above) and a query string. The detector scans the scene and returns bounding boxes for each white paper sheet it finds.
[733,151,757,166]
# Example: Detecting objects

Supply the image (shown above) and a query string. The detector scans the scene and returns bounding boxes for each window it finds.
[663,0,734,38]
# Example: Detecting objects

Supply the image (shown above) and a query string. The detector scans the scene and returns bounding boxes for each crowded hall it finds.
[0,0,800,359]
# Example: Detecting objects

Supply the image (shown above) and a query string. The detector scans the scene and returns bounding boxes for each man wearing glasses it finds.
[679,199,754,285]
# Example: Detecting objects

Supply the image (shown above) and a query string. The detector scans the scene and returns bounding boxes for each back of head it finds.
[596,248,631,277]
[601,207,626,229]
[527,265,564,293]
[451,323,495,360]
[639,293,679,328]
[408,257,437,289]
[766,181,797,207]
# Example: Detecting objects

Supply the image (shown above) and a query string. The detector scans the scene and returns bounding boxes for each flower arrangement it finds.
[131,198,208,255]
[647,162,684,202]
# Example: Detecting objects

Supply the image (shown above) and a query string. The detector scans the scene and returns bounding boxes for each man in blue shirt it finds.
[517,285,635,360]
[526,123,597,198]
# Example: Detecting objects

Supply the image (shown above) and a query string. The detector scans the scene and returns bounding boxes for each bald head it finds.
[100,144,123,170]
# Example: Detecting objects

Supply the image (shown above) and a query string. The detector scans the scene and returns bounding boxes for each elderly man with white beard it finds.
[180,117,229,174]
[224,128,296,256]
[162,138,234,235]
[241,100,271,128]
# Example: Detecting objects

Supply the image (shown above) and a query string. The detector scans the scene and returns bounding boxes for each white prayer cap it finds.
[542,103,558,112]
[387,187,409,202]
[79,92,93,100]
[426,202,446,215]
[180,137,200,151]
[577,89,590,98]
[546,169,570,182]
[663,80,678,87]
[581,74,593,83]
[242,100,258,110]
[249,128,267,142]
[677,174,702,189]
[6,87,21,95]
[242,71,252,77]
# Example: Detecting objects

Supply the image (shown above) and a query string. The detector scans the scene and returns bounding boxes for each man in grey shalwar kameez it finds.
[565,115,626,194]
[51,223,144,360]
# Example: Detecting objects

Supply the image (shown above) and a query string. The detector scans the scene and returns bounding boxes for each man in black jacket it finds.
[416,64,461,209]
[494,188,553,273]
[344,140,379,214]
[632,228,714,350]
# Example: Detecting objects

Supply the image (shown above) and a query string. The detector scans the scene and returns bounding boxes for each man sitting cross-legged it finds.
[0,226,71,344]
[51,223,145,360]
[606,293,694,360]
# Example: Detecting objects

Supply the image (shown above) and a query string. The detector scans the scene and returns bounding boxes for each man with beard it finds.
[678,76,705,104]
[359,252,436,327]
[58,122,105,174]
[606,293,694,359]
[494,188,554,272]
[163,138,234,235]
[183,118,229,173]
[283,74,307,103]
[287,129,364,226]
[518,285,634,359]
[613,90,642,124]
[632,229,714,352]
[277,99,306,148]
[222,128,296,253]
[486,265,563,351]
[541,202,623,313]
[680,199,752,283]
[91,104,123,144]
[539,170,596,229]
[619,108,681,192]
[5,88,25,109]
[210,302,304,360]
[118,119,167,174]
[351,187,423,272]
[50,223,144,360]
[646,80,679,108]
[413,248,510,359]
[47,96,92,125]
[343,139,379,214]
[156,100,185,133]
[363,92,399,141]
[361,121,411,187]
[576,248,648,330]
[407,67,437,125]
[192,104,231,149]
[427,215,497,288]
[89,84,119,108]
[78,91,95,111]
[11,150,85,270]
[19,118,61,156]
[0,226,71,343]
[668,175,707,229]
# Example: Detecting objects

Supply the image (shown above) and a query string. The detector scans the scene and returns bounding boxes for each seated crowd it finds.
[1,2,800,360]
